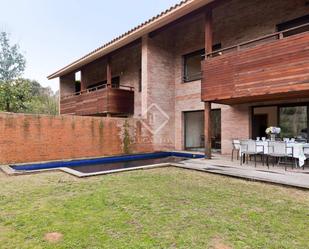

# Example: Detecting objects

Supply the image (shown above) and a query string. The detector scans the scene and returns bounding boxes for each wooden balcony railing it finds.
[202,24,309,105]
[205,23,309,58]
[61,84,134,100]
[60,84,134,116]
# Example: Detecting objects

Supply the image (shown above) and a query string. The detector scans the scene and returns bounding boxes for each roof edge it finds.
[48,0,214,80]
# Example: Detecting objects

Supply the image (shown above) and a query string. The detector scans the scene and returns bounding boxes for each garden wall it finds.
[0,113,154,164]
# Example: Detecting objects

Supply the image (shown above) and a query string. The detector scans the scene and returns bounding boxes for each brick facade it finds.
[57,0,308,155]
[139,0,307,154]
[0,113,153,164]
[141,34,176,151]
[213,0,308,47]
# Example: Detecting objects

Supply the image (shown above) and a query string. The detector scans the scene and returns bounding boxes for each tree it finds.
[0,31,27,112]
[0,78,32,112]
[0,78,59,114]
[0,32,58,115]
[24,81,59,115]
[0,32,26,81]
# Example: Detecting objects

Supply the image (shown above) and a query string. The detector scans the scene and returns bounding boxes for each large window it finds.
[252,104,309,141]
[183,49,204,82]
[184,111,204,150]
[182,44,222,83]
[279,106,308,140]
[184,110,221,151]
[211,109,221,150]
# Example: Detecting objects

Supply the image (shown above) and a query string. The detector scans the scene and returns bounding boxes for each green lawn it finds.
[0,168,308,249]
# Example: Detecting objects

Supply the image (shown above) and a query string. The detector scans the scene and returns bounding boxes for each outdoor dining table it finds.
[255,141,308,167]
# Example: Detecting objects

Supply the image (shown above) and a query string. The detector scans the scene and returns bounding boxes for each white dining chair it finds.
[267,141,294,170]
[240,140,264,167]
[302,144,309,170]
[231,139,240,161]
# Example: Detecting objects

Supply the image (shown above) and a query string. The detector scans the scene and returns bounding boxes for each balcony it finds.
[60,84,134,116]
[202,24,309,105]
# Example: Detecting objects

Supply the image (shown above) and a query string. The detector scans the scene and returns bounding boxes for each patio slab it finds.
[176,155,309,189]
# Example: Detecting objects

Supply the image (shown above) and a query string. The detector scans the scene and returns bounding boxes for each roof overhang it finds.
[47,0,215,80]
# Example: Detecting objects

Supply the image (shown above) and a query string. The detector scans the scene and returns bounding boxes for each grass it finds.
[0,167,308,249]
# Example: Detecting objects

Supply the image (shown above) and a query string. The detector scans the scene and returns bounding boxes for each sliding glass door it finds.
[184,111,204,150]
[279,105,308,140]
[184,110,221,151]
[252,104,309,141]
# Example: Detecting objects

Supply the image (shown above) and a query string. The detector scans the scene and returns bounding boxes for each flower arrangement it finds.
[265,126,281,135]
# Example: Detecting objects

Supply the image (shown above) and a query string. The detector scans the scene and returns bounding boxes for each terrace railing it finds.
[201,23,309,104]
[205,23,309,58]
[60,83,134,115]
[61,84,134,100]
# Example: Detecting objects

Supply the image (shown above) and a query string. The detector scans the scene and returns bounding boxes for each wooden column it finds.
[107,56,112,88]
[204,7,213,159]
[204,102,212,159]
[204,8,213,54]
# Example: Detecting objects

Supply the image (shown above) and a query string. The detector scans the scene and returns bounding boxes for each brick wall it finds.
[0,113,153,164]
[141,33,176,151]
[173,14,205,150]
[111,44,142,118]
[213,0,308,47]
[221,105,250,154]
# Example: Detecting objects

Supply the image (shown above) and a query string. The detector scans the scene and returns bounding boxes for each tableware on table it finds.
[256,137,260,141]
[262,137,266,141]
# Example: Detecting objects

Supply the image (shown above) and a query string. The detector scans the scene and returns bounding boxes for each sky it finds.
[0,0,180,92]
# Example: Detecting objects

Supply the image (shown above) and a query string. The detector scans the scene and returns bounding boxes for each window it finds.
[252,104,309,142]
[182,44,222,83]
[279,105,308,140]
[184,109,221,150]
[277,14,309,37]
[183,49,204,82]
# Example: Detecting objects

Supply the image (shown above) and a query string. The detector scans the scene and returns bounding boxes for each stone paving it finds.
[176,154,309,189]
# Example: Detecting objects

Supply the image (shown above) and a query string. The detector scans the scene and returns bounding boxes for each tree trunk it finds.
[6,101,10,112]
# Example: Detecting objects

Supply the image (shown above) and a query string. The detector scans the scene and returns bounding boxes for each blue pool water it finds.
[11,152,204,173]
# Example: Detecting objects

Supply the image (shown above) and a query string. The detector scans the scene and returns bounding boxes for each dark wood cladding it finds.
[202,32,309,105]
[60,88,134,116]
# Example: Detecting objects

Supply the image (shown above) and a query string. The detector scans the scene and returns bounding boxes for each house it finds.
[48,0,309,157]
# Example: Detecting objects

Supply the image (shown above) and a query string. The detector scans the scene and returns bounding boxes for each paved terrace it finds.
[177,154,309,190]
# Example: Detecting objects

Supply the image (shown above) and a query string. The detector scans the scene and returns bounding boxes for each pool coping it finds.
[7,151,204,171]
[0,162,176,178]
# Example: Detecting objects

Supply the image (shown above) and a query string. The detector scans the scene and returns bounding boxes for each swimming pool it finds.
[10,152,204,175]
